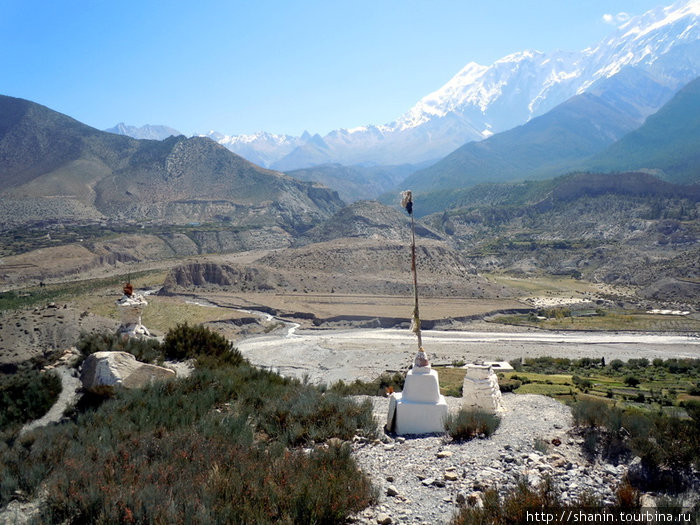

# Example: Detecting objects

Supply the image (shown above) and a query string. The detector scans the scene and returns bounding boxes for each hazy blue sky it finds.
[1,0,667,136]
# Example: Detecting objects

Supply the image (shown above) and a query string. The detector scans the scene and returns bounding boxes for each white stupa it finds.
[462,362,504,414]
[116,282,151,338]
[387,348,448,435]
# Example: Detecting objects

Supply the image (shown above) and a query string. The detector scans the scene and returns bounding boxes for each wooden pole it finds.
[410,210,422,350]
[402,190,429,368]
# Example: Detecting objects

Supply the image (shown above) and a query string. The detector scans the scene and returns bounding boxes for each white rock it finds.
[80,351,175,394]
[376,512,392,525]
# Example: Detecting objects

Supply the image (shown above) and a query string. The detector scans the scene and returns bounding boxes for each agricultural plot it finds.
[494,309,700,332]
[435,357,700,411]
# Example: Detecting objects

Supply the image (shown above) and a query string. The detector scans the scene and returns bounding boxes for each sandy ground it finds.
[237,324,700,384]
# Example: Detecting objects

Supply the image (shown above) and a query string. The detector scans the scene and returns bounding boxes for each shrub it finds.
[571,399,700,490]
[624,376,640,388]
[571,398,611,428]
[445,409,500,441]
[609,359,624,371]
[450,476,614,525]
[572,375,592,391]
[42,430,375,524]
[329,372,405,396]
[498,378,521,393]
[0,370,62,431]
[77,331,163,365]
[1,352,379,514]
[534,437,549,454]
[162,323,243,367]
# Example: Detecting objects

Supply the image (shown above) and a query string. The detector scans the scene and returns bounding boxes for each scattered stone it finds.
[436,450,452,458]
[551,437,562,446]
[386,485,399,497]
[444,472,459,482]
[376,513,392,525]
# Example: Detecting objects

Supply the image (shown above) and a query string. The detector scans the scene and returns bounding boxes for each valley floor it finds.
[236,323,700,385]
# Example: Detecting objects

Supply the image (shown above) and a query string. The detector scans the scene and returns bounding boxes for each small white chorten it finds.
[462,362,504,414]
[116,282,151,338]
[387,349,448,435]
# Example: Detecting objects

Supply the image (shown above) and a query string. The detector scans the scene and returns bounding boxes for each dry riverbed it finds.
[237,324,700,385]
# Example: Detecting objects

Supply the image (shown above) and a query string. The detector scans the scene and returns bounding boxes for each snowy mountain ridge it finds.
[111,0,700,170]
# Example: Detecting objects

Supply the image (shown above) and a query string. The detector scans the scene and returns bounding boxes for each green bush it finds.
[498,378,521,393]
[329,372,405,396]
[77,331,164,364]
[572,375,592,391]
[624,375,640,387]
[571,398,611,428]
[0,370,62,431]
[571,399,700,489]
[445,409,500,441]
[1,343,378,516]
[450,477,648,525]
[41,430,375,525]
[162,322,243,367]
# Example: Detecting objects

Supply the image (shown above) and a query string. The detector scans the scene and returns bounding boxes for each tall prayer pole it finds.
[401,190,429,369]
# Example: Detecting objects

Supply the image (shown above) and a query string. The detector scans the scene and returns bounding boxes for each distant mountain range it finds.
[401,73,700,195]
[104,122,182,141]
[400,73,700,213]
[0,96,342,235]
[183,0,698,170]
[285,163,428,203]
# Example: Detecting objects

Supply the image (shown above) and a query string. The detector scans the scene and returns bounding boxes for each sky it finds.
[0,0,671,137]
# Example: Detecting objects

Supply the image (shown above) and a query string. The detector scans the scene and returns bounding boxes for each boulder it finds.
[80,351,175,394]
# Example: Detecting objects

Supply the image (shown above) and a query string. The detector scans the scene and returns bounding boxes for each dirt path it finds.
[20,366,80,436]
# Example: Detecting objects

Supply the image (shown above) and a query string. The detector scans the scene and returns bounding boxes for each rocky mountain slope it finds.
[586,76,700,183]
[401,90,641,193]
[294,200,442,247]
[400,74,700,211]
[0,95,343,233]
[285,163,423,203]
[161,237,514,299]
[421,172,700,305]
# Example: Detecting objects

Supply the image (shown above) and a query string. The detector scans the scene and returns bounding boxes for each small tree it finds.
[624,375,641,388]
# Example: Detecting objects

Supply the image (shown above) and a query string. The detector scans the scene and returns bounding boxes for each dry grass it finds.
[482,273,604,296]
[434,366,468,397]
[75,294,251,334]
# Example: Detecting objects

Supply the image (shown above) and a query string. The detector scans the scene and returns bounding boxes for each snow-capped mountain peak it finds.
[208,0,700,170]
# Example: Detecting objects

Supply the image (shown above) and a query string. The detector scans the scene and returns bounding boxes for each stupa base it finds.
[387,393,448,435]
